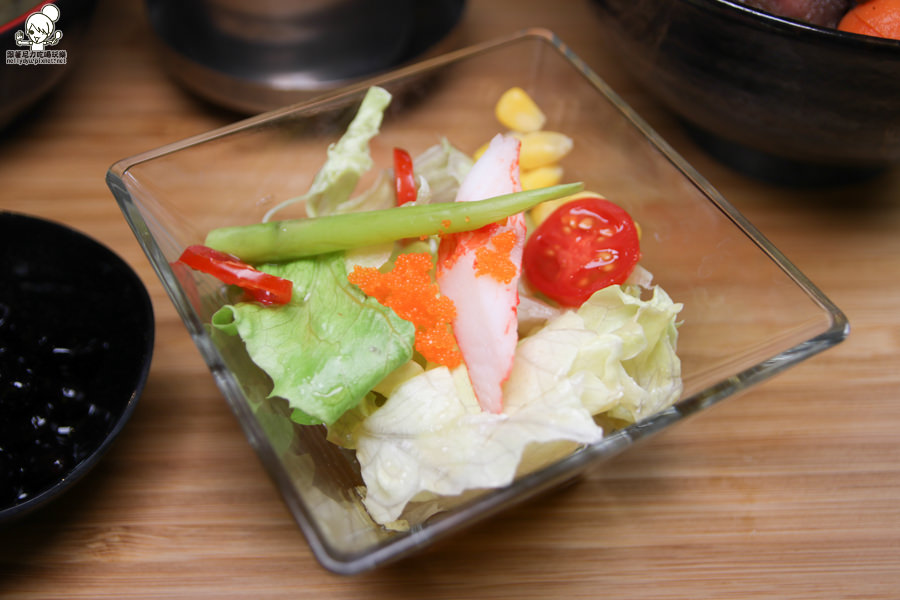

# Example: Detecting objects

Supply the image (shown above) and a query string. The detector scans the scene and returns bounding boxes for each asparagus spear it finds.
[204,182,584,264]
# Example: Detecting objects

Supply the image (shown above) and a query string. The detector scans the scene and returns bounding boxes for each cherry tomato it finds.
[177,245,293,305]
[523,196,640,306]
[393,147,417,205]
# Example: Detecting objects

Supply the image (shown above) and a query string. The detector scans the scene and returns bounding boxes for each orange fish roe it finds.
[474,229,519,284]
[348,253,461,368]
[437,221,499,270]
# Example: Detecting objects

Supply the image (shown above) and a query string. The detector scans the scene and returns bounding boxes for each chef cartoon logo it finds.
[6,3,67,65]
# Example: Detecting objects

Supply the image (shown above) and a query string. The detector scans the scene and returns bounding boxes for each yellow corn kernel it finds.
[495,87,546,133]
[530,191,606,226]
[520,165,563,191]
[529,197,569,226]
[519,131,574,170]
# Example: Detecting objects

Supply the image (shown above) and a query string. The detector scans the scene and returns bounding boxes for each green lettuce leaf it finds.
[329,284,683,525]
[211,251,415,425]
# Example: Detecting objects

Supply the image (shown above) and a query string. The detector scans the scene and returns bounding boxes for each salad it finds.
[178,86,684,529]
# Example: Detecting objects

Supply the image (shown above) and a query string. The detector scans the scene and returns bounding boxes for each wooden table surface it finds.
[2,1,899,597]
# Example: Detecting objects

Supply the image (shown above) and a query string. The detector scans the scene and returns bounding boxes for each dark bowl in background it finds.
[592,0,900,185]
[0,0,98,129]
[0,212,154,524]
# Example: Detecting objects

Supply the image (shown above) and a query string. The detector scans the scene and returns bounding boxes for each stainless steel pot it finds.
[146,0,466,113]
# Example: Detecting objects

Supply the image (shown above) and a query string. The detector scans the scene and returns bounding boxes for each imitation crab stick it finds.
[437,133,526,414]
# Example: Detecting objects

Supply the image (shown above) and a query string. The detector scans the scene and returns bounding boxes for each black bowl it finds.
[0,212,154,524]
[0,0,99,129]
[592,0,900,185]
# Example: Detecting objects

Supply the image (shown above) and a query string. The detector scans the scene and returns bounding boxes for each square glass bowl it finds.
[107,29,848,574]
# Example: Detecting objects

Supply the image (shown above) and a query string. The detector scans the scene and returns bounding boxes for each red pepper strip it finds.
[393,147,417,205]
[176,245,292,306]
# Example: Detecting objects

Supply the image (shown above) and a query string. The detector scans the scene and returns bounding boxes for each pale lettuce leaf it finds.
[263,86,392,221]
[331,137,475,214]
[576,284,683,421]
[331,284,683,525]
[331,365,603,525]
[412,138,474,205]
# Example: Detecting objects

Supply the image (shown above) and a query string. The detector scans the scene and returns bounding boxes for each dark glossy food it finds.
[0,212,154,522]
[592,0,900,185]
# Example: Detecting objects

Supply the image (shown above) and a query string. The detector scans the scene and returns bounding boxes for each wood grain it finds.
[1,0,899,597]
